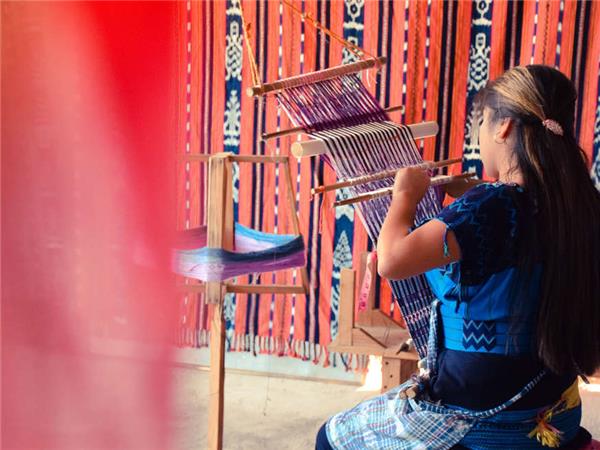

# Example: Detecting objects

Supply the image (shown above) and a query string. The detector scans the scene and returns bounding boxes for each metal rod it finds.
[312,157,462,195]
[261,105,404,141]
[247,56,387,97]
[333,173,477,208]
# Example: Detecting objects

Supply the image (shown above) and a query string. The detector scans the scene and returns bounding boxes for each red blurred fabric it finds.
[3,2,177,448]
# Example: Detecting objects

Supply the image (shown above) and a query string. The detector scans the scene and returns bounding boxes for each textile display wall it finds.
[176,0,600,368]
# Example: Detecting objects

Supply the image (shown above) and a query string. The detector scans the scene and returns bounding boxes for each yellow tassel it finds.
[560,380,581,410]
[526,381,580,448]
[527,413,563,448]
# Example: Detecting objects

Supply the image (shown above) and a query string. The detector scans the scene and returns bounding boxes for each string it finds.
[239,1,263,88]
[281,0,379,64]
[240,0,381,91]
[276,74,387,132]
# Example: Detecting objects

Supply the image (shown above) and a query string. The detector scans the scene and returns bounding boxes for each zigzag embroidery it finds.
[462,319,496,351]
[463,333,495,345]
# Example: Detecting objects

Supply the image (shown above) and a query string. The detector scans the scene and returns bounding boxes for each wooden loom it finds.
[178,152,309,450]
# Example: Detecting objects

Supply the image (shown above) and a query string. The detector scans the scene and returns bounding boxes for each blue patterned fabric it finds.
[429,182,530,285]
[461,318,496,351]
[422,182,576,411]
[422,182,540,355]
[325,384,581,450]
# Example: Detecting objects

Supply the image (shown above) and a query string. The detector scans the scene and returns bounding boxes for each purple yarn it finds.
[277,73,387,133]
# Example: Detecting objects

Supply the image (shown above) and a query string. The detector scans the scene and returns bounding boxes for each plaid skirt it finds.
[325,301,581,450]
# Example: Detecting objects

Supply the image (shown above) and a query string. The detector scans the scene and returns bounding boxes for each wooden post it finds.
[399,359,418,383]
[338,268,356,346]
[381,357,418,393]
[206,153,233,304]
[381,358,402,392]
[206,153,232,450]
[208,302,225,450]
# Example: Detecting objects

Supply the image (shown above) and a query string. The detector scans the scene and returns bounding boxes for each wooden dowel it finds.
[179,154,291,164]
[176,283,206,292]
[333,173,476,207]
[262,127,302,141]
[226,284,306,295]
[229,154,289,164]
[261,105,404,141]
[247,56,387,97]
[179,154,211,162]
[291,121,439,158]
[312,157,462,195]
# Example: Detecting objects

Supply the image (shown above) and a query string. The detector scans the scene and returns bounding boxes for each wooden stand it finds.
[328,253,418,393]
[181,152,309,450]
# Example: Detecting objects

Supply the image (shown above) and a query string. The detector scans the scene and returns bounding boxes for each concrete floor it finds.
[171,366,600,450]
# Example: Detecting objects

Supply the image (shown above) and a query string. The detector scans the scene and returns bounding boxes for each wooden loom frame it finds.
[178,152,309,450]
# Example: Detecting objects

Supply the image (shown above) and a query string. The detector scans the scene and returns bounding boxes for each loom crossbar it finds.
[247,56,387,97]
[262,105,404,141]
[291,121,439,158]
[333,173,477,207]
[312,157,463,195]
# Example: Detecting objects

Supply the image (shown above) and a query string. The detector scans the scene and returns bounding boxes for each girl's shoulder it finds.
[440,181,526,228]
[452,181,525,208]
[437,182,532,282]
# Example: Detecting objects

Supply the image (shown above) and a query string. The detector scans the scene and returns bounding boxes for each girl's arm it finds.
[377,167,461,280]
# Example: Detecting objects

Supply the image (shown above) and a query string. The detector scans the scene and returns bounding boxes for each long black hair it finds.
[472,65,600,375]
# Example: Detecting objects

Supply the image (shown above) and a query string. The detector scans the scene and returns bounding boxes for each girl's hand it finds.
[393,167,430,203]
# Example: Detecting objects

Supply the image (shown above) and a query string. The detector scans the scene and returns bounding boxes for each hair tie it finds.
[541,119,564,136]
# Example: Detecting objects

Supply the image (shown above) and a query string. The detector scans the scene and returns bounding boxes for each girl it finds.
[316,65,600,449]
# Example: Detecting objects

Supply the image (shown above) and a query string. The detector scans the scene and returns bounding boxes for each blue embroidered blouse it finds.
[420,182,575,410]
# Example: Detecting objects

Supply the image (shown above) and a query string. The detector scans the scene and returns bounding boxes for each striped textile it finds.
[173,223,305,282]
[178,0,600,367]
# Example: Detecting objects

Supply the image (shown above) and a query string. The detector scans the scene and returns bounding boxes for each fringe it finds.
[174,329,369,372]
[174,328,370,372]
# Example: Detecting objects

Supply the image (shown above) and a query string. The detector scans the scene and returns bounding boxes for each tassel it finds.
[527,380,581,448]
[561,380,581,410]
[527,411,563,448]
